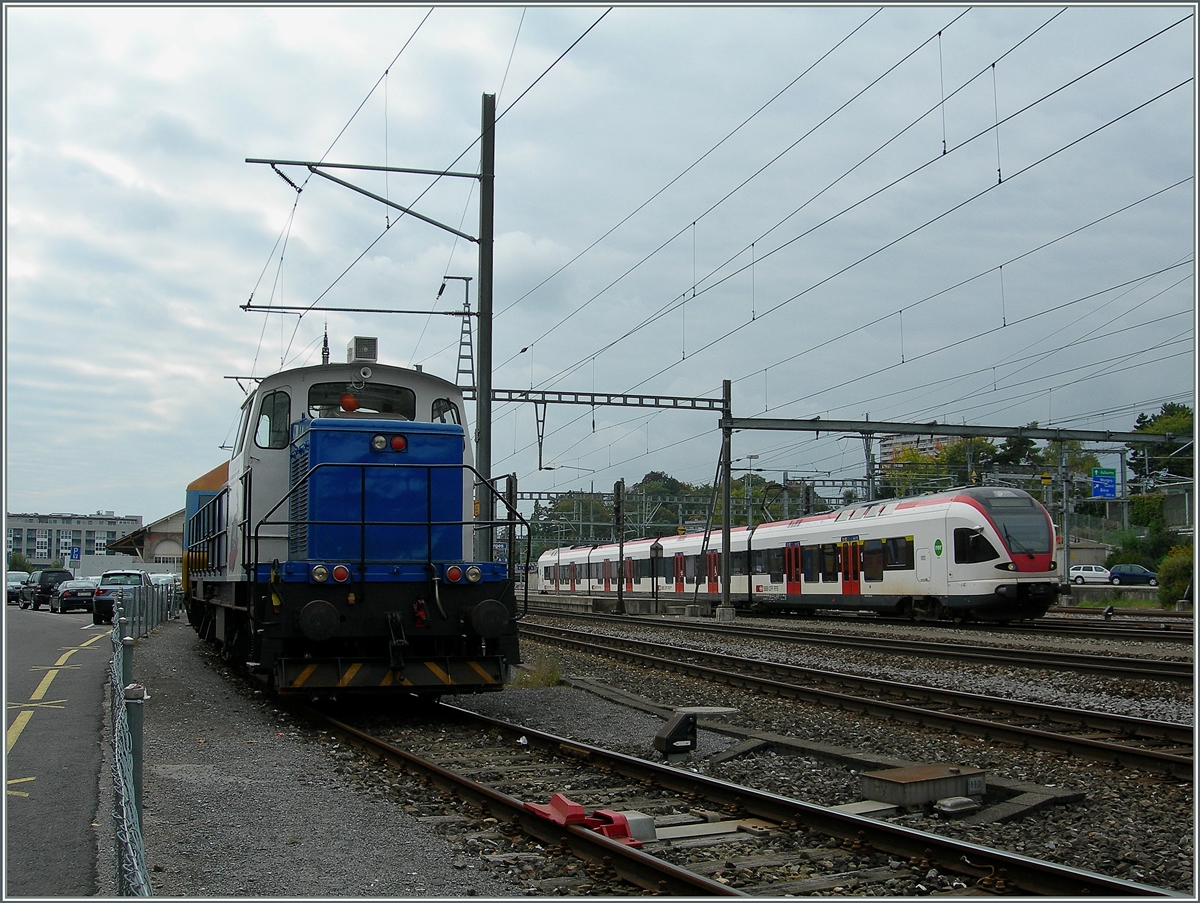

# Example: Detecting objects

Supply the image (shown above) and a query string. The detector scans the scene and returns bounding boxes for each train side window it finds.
[883,536,914,570]
[730,551,746,576]
[954,528,1000,563]
[862,539,884,582]
[766,547,784,581]
[802,547,817,582]
[431,398,461,425]
[254,390,291,450]
[820,543,840,582]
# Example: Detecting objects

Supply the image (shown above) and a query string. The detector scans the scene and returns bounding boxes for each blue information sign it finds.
[1091,468,1117,499]
[69,546,81,561]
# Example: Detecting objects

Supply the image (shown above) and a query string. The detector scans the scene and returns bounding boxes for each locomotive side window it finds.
[883,536,914,570]
[254,390,291,449]
[431,398,461,425]
[954,528,1000,563]
[862,539,884,582]
[234,398,253,454]
[308,382,416,420]
[820,543,840,582]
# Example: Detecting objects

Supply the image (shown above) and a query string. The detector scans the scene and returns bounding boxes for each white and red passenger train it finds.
[537,486,1069,622]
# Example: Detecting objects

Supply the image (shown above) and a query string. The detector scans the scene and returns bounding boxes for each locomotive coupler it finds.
[386,611,408,670]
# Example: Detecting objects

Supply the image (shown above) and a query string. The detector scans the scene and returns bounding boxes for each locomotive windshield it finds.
[974,490,1052,555]
[308,382,416,420]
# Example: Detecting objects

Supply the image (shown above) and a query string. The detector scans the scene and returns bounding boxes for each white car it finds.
[1069,564,1111,585]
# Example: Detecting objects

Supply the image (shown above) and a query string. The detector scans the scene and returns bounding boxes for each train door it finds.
[625,557,634,593]
[674,553,685,593]
[568,562,577,592]
[840,541,861,595]
[916,548,931,582]
[603,559,611,592]
[706,551,719,593]
[785,543,802,596]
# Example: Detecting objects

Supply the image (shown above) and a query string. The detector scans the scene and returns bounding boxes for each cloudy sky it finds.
[5,4,1195,524]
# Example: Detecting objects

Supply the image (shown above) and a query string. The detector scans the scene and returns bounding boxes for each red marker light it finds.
[390,435,407,451]
[340,393,359,412]
[332,565,351,583]
[445,566,463,583]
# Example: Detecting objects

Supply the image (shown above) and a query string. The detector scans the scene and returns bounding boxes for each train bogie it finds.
[538,486,1067,623]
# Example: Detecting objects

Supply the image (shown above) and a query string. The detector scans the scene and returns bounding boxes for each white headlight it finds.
[465,566,482,583]
[311,565,329,583]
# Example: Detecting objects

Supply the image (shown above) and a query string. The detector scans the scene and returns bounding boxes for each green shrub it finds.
[1156,545,1194,607]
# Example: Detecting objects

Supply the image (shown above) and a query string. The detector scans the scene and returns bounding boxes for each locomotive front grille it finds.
[288,444,310,558]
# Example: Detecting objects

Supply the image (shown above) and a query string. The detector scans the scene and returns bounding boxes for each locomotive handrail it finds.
[250,462,532,604]
[185,486,230,578]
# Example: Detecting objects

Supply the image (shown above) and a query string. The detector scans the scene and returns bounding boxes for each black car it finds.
[50,579,96,613]
[19,569,76,610]
[1108,564,1159,586]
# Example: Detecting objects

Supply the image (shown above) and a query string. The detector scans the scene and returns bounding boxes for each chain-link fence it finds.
[108,583,181,895]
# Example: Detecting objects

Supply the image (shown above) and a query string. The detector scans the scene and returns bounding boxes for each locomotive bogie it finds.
[538,486,1065,623]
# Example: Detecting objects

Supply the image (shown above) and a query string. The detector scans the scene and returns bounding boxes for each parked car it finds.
[1068,564,1111,585]
[150,573,178,588]
[50,579,96,613]
[92,570,153,625]
[1108,564,1158,586]
[7,571,30,605]
[20,569,76,609]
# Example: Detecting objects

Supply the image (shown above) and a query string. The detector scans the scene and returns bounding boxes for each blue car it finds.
[1108,564,1158,586]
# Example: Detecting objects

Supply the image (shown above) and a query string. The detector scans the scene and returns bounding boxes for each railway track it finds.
[526,596,1194,643]
[307,703,1176,897]
[521,623,1194,780]
[523,608,1194,680]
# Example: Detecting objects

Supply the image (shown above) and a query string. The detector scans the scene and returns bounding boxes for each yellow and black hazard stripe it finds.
[275,657,504,693]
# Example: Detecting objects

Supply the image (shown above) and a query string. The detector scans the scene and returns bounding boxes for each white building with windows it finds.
[6,511,143,573]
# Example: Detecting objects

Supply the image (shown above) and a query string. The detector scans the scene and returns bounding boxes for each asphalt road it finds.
[5,604,112,897]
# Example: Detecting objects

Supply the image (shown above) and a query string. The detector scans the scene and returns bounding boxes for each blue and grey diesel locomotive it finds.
[538,486,1068,622]
[183,337,524,697]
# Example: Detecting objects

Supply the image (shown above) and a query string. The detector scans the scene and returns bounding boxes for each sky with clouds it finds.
[5,4,1195,524]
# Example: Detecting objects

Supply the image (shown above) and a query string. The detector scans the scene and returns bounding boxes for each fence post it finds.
[121,635,134,689]
[124,684,146,833]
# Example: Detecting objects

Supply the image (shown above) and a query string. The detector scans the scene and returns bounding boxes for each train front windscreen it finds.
[975,490,1053,556]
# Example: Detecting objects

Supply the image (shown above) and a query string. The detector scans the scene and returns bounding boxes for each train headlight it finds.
[311,565,330,583]
[371,435,388,451]
[445,565,463,583]
[465,566,482,583]
[332,565,351,583]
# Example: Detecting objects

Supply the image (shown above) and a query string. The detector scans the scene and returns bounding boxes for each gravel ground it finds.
[456,632,1195,894]
[94,617,528,898]
[95,614,1194,896]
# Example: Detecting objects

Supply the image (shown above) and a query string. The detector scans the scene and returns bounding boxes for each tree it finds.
[7,552,33,572]
[1129,403,1193,483]
[995,423,1045,467]
[1156,544,1194,607]
[936,438,998,485]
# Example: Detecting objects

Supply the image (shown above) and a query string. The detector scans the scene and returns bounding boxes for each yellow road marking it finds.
[7,711,34,753]
[380,671,394,686]
[53,648,78,667]
[80,633,108,648]
[290,664,319,687]
[336,663,363,687]
[468,661,499,684]
[30,670,60,701]
[8,777,35,786]
[423,662,454,685]
[7,700,66,711]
